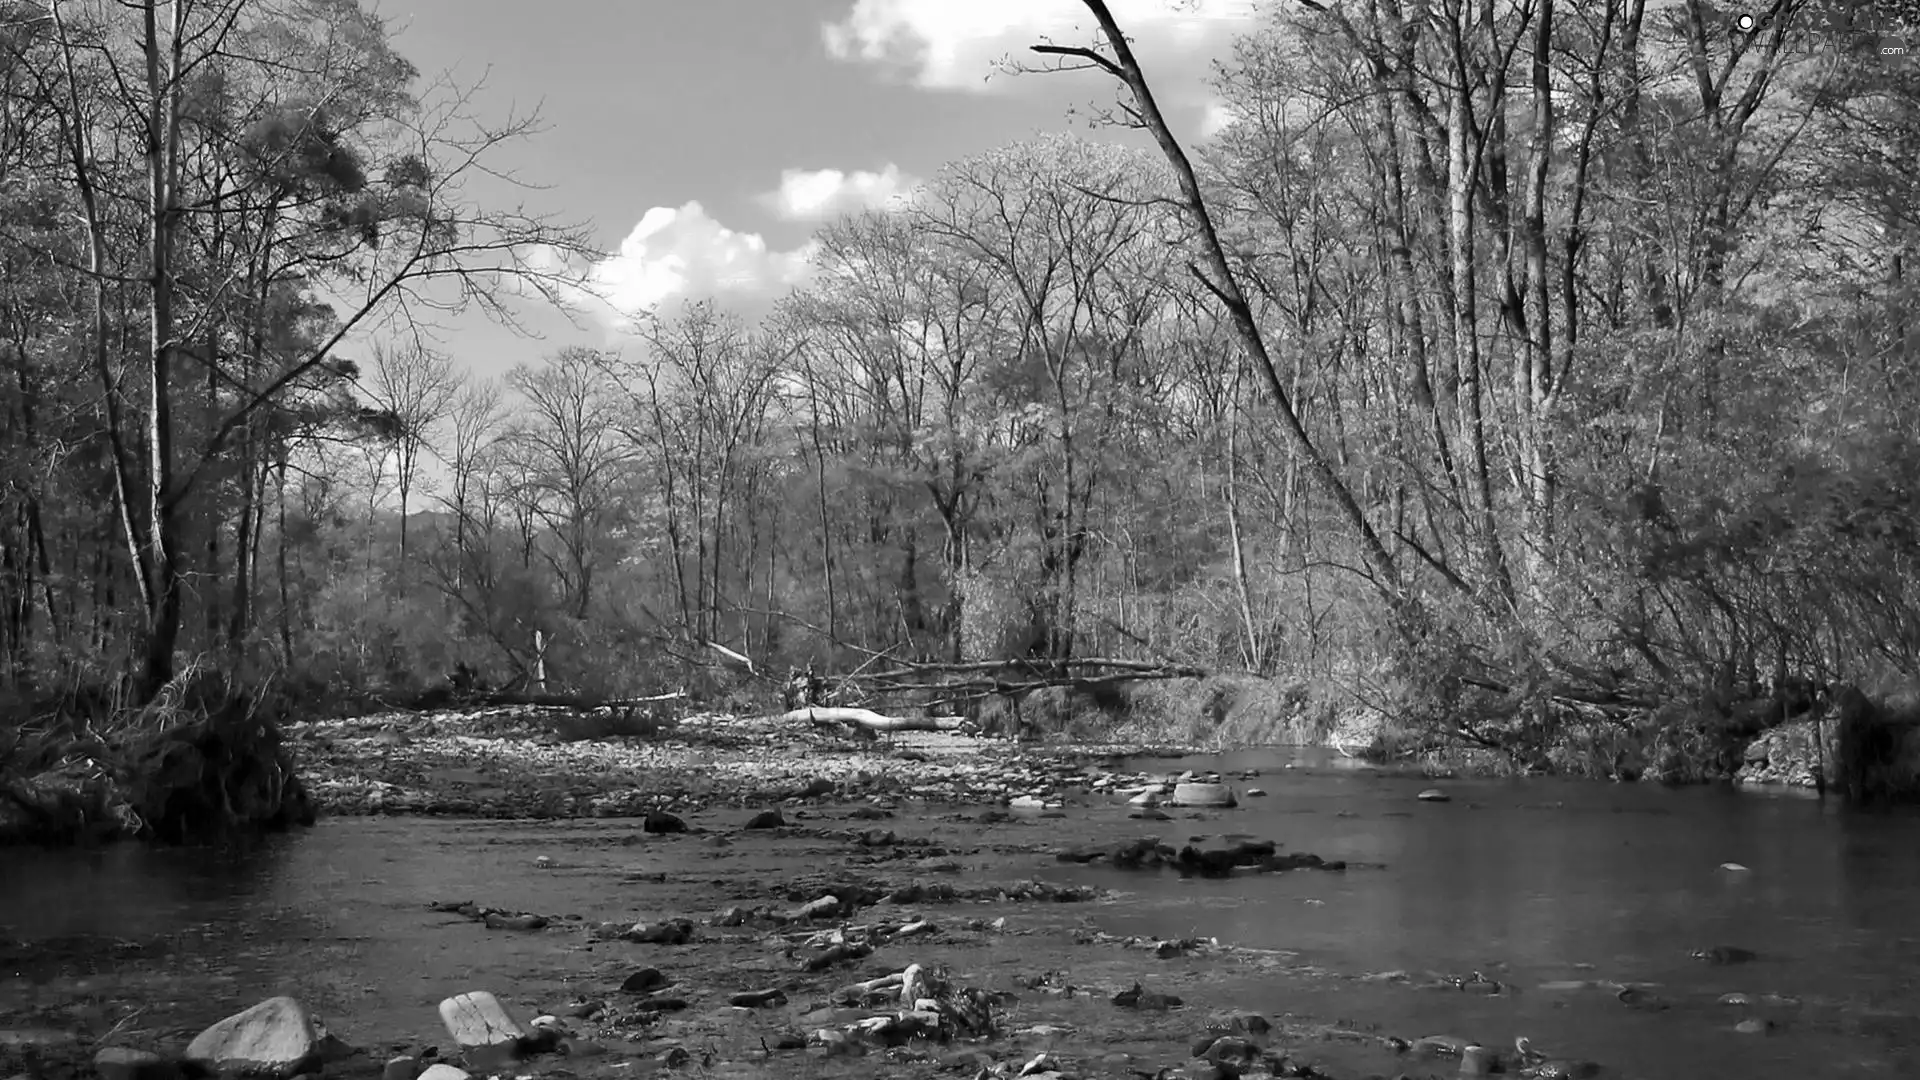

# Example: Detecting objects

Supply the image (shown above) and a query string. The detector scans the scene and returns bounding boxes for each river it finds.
[3,747,1917,1080]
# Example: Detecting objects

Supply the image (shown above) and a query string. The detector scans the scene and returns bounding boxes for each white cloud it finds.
[575,202,816,327]
[760,164,920,221]
[821,0,1260,92]
[1198,97,1236,139]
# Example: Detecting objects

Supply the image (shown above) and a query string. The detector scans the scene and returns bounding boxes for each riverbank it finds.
[8,673,1917,847]
[286,706,1208,819]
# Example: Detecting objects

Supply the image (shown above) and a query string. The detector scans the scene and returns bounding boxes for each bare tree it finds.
[504,347,629,620]
[364,339,457,569]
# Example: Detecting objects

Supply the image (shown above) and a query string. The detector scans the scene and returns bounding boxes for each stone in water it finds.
[184,996,323,1079]
[438,991,525,1048]
[1172,782,1236,808]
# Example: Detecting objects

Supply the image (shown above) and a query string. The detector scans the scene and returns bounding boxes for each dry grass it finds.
[1,664,316,845]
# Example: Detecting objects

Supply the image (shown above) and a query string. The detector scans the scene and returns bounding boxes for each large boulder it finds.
[184,997,323,1079]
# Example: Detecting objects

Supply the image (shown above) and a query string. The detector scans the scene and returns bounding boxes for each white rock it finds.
[1172,781,1236,808]
[184,996,322,1079]
[438,991,525,1048]
[417,1065,471,1080]
[1416,789,1451,802]
[899,963,925,1007]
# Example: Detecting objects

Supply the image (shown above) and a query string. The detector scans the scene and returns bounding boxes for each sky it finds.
[372,0,1272,378]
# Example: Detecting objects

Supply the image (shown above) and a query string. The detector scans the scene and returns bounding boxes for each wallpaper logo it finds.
[1740,1,1918,58]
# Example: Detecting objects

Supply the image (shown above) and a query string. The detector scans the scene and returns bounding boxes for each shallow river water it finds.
[1070,749,1920,1079]
[3,747,1918,1080]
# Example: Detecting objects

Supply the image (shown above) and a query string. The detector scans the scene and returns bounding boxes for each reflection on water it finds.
[1058,748,1920,1080]
[0,835,301,944]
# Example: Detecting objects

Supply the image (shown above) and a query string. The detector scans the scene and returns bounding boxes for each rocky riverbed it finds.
[9,707,1920,1080]
[286,706,1215,819]
[0,797,1653,1080]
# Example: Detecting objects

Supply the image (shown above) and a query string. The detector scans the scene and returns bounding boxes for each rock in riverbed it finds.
[438,991,524,1050]
[184,996,326,1079]
[620,968,671,993]
[1170,781,1236,808]
[642,810,686,833]
[1056,836,1345,877]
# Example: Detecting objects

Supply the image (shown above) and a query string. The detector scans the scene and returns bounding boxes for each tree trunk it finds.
[1518,0,1558,592]
[1224,394,1262,672]
[137,0,188,701]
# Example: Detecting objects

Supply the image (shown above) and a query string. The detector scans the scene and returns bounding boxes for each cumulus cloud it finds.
[821,0,1260,92]
[760,164,920,221]
[571,201,816,327]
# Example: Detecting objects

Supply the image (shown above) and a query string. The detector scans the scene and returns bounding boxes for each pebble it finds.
[1416,789,1451,802]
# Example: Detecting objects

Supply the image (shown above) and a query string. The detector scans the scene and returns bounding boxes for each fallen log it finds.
[706,640,757,674]
[776,706,978,735]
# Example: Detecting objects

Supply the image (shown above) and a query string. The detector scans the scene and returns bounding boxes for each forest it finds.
[0,0,1915,773]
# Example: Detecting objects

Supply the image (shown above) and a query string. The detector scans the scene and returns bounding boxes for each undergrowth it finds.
[0,663,316,846]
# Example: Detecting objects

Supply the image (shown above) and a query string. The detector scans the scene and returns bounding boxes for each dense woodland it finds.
[0,0,1916,751]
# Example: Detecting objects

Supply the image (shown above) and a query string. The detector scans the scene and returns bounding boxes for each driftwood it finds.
[853,655,1211,706]
[777,707,977,735]
[707,640,757,674]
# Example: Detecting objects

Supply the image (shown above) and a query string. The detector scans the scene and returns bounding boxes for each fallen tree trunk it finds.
[707,640,757,673]
[776,707,977,735]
